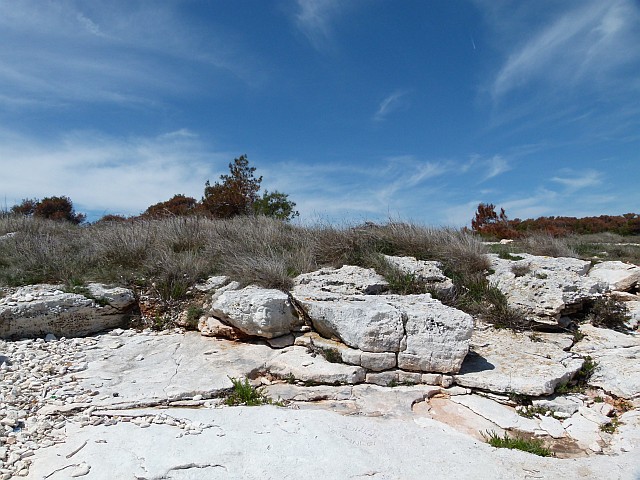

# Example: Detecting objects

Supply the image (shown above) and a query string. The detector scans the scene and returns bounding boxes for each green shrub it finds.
[224,377,273,406]
[586,297,631,331]
[186,306,204,329]
[483,430,553,457]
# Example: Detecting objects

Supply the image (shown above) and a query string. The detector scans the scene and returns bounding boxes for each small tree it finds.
[471,203,517,239]
[202,155,263,218]
[12,196,85,224]
[10,198,37,216]
[253,190,299,221]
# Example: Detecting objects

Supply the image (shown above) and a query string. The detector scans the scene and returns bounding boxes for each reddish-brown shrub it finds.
[143,194,199,218]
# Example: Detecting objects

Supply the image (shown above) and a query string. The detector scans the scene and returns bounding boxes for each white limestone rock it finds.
[563,411,604,450]
[293,265,389,296]
[0,284,135,338]
[304,332,363,365]
[360,351,397,371]
[394,295,473,374]
[194,275,230,292]
[624,301,640,330]
[198,316,250,341]
[451,394,539,433]
[487,254,605,321]
[293,293,405,353]
[532,395,584,416]
[587,261,640,292]
[572,325,640,401]
[293,268,473,372]
[365,370,399,386]
[453,327,584,396]
[209,286,302,339]
[539,415,566,439]
[267,346,366,384]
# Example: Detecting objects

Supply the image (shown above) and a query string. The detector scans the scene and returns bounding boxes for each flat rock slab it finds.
[451,394,539,433]
[587,261,640,292]
[453,327,583,396]
[572,326,640,401]
[24,406,640,480]
[75,332,276,408]
[0,283,135,338]
[266,346,366,384]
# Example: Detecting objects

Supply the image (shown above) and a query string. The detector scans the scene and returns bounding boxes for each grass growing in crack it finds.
[600,418,621,434]
[555,356,597,394]
[224,377,280,406]
[483,430,553,457]
[319,347,341,364]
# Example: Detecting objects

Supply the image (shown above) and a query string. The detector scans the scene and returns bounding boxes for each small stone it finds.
[70,462,91,477]
[44,333,57,342]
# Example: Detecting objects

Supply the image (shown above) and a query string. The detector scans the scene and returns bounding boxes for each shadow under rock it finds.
[456,351,495,374]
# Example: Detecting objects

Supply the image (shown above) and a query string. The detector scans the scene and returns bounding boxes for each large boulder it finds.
[209,286,302,339]
[587,261,640,292]
[292,294,405,353]
[292,266,473,373]
[487,254,605,321]
[0,284,136,338]
[394,295,473,373]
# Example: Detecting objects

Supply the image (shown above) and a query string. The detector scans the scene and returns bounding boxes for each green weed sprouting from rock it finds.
[224,377,282,406]
[185,306,204,329]
[321,347,342,364]
[555,356,598,394]
[498,252,524,261]
[600,417,621,434]
[483,430,553,457]
[586,297,631,331]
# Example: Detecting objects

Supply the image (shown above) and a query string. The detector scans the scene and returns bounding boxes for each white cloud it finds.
[373,90,411,122]
[0,129,231,218]
[483,155,511,180]
[293,0,343,52]
[0,1,262,108]
[551,169,602,190]
[489,0,640,98]
[460,154,512,181]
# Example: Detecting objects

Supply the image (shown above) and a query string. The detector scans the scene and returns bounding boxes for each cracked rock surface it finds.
[0,328,634,479]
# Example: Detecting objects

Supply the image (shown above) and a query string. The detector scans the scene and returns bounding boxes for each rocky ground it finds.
[0,326,636,479]
[1,254,639,479]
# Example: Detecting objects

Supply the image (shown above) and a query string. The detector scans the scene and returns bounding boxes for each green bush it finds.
[586,297,631,331]
[483,430,553,457]
[224,377,273,406]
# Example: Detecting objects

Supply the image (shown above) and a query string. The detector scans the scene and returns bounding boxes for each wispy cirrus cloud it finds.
[488,0,640,98]
[292,0,345,52]
[373,90,411,122]
[460,154,512,181]
[484,155,511,180]
[551,169,603,191]
[0,1,262,108]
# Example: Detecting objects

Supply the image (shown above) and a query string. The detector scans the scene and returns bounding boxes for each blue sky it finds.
[1,0,639,225]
